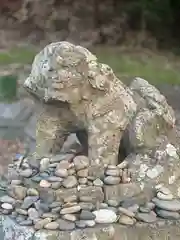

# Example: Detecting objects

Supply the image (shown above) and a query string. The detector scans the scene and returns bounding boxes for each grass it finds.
[0,46,36,65]
[0,45,180,85]
[93,46,180,85]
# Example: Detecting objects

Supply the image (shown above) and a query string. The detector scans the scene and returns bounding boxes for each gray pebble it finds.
[19,219,33,226]
[60,205,81,214]
[19,169,33,178]
[104,176,120,185]
[62,176,78,188]
[156,209,180,220]
[99,203,108,209]
[48,176,63,182]
[0,195,16,205]
[44,221,59,230]
[152,198,180,211]
[58,219,75,231]
[51,206,61,213]
[31,176,42,183]
[79,202,95,211]
[136,212,157,223]
[77,169,88,178]
[107,199,119,207]
[40,158,50,172]
[84,220,96,227]
[51,182,62,189]
[28,208,39,221]
[11,180,22,185]
[80,210,96,220]
[93,178,103,187]
[21,196,39,209]
[105,169,120,177]
[16,215,27,223]
[75,220,86,228]
[16,208,28,216]
[63,214,77,222]
[73,155,89,170]
[42,213,59,220]
[55,169,68,178]
[49,202,62,208]
[78,178,88,185]
[139,206,151,213]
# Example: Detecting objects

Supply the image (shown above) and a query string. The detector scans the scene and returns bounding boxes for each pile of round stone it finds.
[1,153,180,231]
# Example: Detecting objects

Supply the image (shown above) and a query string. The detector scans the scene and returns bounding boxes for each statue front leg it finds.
[35,104,69,158]
[88,113,123,166]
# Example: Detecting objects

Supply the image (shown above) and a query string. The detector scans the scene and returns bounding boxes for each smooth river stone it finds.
[84,220,96,227]
[19,169,33,178]
[119,215,136,225]
[158,187,171,195]
[34,218,52,230]
[1,203,13,210]
[62,176,78,188]
[156,209,180,220]
[93,178,103,187]
[105,169,120,177]
[93,209,117,224]
[60,205,81,214]
[0,195,16,205]
[104,176,120,185]
[40,158,50,172]
[55,169,68,178]
[21,196,39,209]
[58,219,75,231]
[63,214,77,222]
[28,208,39,220]
[19,219,33,226]
[152,198,180,211]
[79,210,96,220]
[118,207,135,217]
[136,212,157,223]
[48,176,63,182]
[44,221,59,230]
[73,155,89,170]
[27,188,39,196]
[39,180,51,188]
[12,185,27,200]
[157,192,174,201]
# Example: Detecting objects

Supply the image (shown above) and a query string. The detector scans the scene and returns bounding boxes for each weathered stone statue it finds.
[1,42,180,239]
[24,41,137,165]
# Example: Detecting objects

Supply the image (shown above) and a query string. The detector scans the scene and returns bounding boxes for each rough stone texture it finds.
[55,188,78,202]
[2,215,180,239]
[128,77,175,151]
[24,41,137,165]
[79,186,104,204]
[104,183,142,203]
[125,143,180,198]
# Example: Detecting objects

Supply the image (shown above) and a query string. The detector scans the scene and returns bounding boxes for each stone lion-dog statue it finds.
[24,42,136,165]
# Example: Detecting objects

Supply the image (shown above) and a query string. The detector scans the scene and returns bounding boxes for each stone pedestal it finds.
[1,215,180,240]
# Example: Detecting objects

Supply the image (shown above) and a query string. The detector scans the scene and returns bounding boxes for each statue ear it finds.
[88,63,112,91]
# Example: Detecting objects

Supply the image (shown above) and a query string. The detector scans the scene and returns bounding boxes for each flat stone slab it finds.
[1,215,180,240]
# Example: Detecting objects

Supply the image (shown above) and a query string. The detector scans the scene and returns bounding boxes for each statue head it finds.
[24,41,113,104]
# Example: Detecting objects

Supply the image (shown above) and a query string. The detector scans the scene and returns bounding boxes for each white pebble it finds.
[1,203,13,210]
[157,192,174,201]
[93,209,117,224]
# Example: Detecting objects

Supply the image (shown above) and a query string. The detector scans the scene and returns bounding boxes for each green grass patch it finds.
[0,46,37,65]
[0,45,180,85]
[93,47,180,85]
